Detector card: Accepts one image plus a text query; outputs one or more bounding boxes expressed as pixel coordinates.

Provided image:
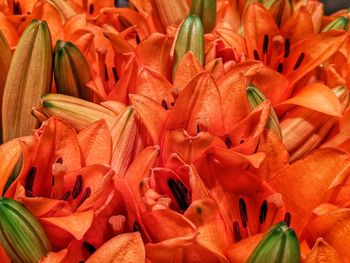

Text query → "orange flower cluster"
[0,0,350,262]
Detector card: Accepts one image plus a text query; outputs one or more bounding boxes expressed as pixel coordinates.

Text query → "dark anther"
[133,221,141,232]
[56,157,63,164]
[196,124,200,134]
[253,49,260,60]
[14,1,22,15]
[25,167,37,192]
[167,178,190,212]
[293,52,305,70]
[112,67,119,82]
[225,137,232,149]
[52,176,55,186]
[277,62,283,73]
[78,187,91,207]
[284,38,290,58]
[104,64,109,81]
[89,4,94,14]
[136,34,141,44]
[170,102,175,107]
[25,190,33,197]
[239,198,248,228]
[259,200,268,224]
[83,241,96,254]
[72,175,83,199]
[60,191,71,201]
[118,15,132,29]
[263,34,269,54]
[161,100,168,110]
[284,212,291,227]
[233,221,241,242]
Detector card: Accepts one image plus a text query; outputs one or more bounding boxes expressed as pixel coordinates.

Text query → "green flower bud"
[190,0,216,33]
[0,198,51,263]
[322,16,349,32]
[246,85,282,140]
[54,40,93,101]
[247,222,301,263]
[173,14,204,79]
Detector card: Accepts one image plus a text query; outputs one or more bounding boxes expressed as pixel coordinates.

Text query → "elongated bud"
[54,40,93,101]
[38,94,117,130]
[46,0,76,20]
[2,19,52,143]
[246,85,282,140]
[190,0,216,33]
[0,198,51,263]
[322,16,349,32]
[173,14,204,79]
[153,0,189,29]
[247,222,301,263]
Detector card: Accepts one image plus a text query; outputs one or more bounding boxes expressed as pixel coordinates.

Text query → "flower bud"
[247,222,301,263]
[0,198,51,263]
[173,14,204,79]
[322,16,349,32]
[153,0,189,29]
[2,19,52,143]
[38,94,117,130]
[54,40,93,101]
[190,0,216,33]
[246,85,282,140]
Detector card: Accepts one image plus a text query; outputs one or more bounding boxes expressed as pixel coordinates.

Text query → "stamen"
[253,49,260,60]
[259,200,268,224]
[293,52,305,70]
[25,167,37,192]
[161,100,168,110]
[77,187,91,207]
[170,102,175,107]
[133,221,141,232]
[263,34,269,54]
[104,64,109,81]
[225,137,232,149]
[284,38,290,58]
[112,67,119,82]
[89,4,94,15]
[60,191,71,201]
[167,178,189,212]
[284,212,291,227]
[136,34,141,44]
[233,221,241,242]
[239,198,248,228]
[56,157,63,164]
[196,124,200,134]
[72,175,83,199]
[277,63,283,73]
[83,241,96,254]
[14,1,22,15]
[118,15,132,30]
[25,190,33,197]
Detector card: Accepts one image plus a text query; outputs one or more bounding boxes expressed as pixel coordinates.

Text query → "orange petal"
[173,51,203,93]
[322,109,350,149]
[308,208,350,260]
[86,232,145,263]
[77,119,112,166]
[136,33,173,78]
[226,234,263,263]
[39,249,68,263]
[184,198,229,261]
[0,138,22,195]
[41,210,94,240]
[135,67,174,105]
[304,238,343,263]
[243,3,279,64]
[278,83,341,116]
[166,72,224,135]
[281,31,348,87]
[161,129,226,164]
[270,148,350,236]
